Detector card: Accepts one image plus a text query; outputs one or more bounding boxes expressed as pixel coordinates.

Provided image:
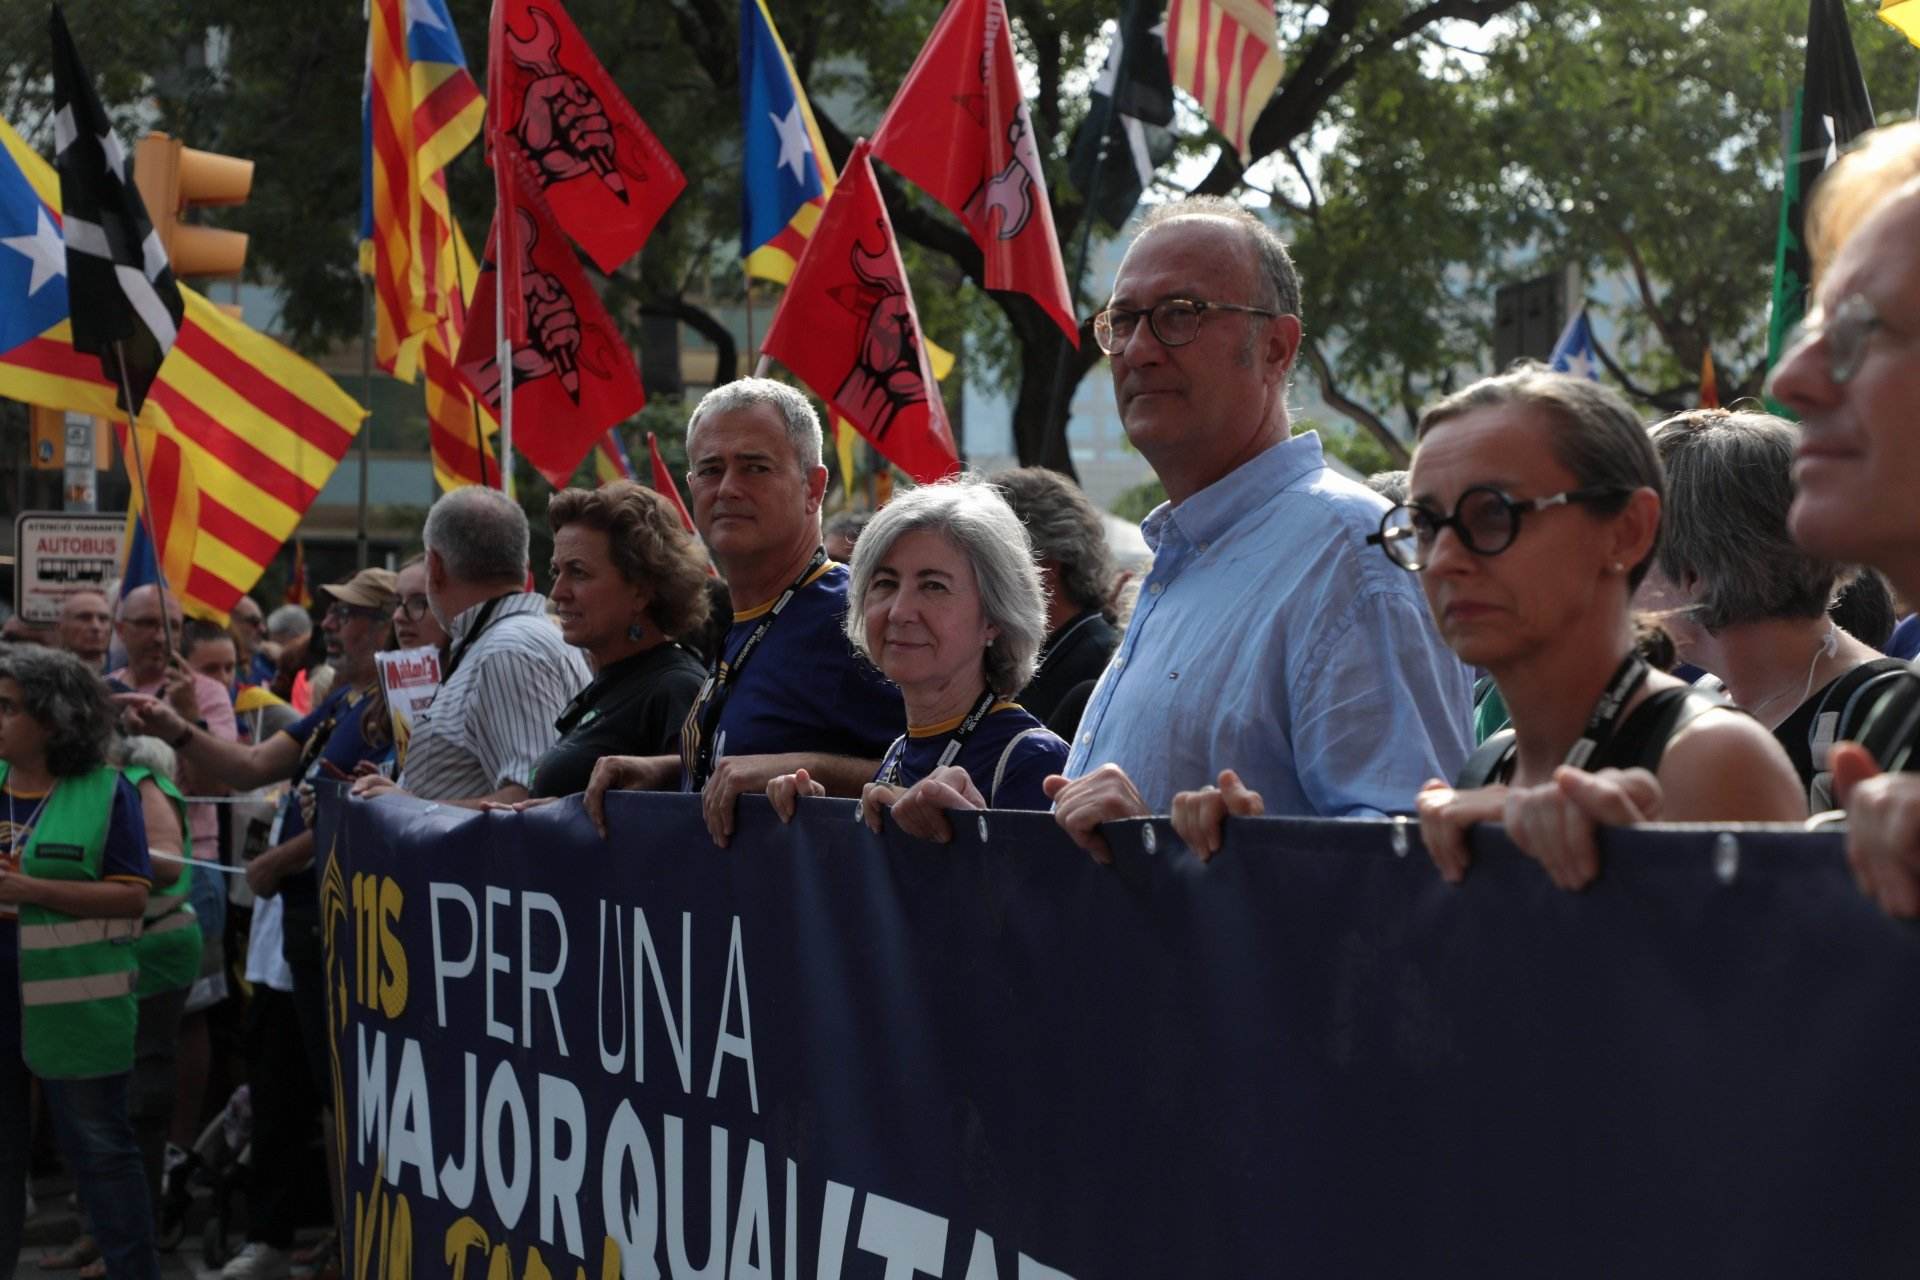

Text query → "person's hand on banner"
[1415,780,1509,884]
[703,755,787,849]
[1503,767,1662,891]
[879,766,988,843]
[582,755,677,838]
[1831,742,1920,916]
[1044,765,1149,865]
[296,782,317,830]
[767,769,825,823]
[350,773,404,802]
[1170,769,1265,862]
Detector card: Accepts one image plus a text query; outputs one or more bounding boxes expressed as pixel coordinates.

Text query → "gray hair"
[845,477,1047,695]
[686,377,823,475]
[265,604,312,641]
[1136,197,1302,319]
[990,467,1115,618]
[1417,363,1664,589]
[0,647,116,777]
[423,484,530,585]
[1648,409,1838,631]
[117,733,179,784]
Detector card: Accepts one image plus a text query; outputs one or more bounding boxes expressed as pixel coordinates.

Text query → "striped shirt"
[399,593,590,802]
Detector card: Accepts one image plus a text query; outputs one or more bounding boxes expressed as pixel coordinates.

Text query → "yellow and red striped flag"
[1166,0,1285,163]
[0,117,366,624]
[1700,347,1721,409]
[363,0,497,491]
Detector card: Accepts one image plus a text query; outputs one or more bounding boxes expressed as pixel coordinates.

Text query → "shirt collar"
[447,591,548,643]
[1142,431,1326,552]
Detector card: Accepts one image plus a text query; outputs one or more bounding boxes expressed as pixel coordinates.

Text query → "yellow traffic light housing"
[132,131,253,280]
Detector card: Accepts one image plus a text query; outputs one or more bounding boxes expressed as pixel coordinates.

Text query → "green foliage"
[1109,476,1166,524]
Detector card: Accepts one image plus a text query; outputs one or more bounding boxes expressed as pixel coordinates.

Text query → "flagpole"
[1043,0,1137,460]
[496,241,514,498]
[744,269,756,372]
[111,340,176,658]
[448,222,492,490]
[357,276,373,569]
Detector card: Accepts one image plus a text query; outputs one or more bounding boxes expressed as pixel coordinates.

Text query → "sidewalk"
[22,1172,333,1280]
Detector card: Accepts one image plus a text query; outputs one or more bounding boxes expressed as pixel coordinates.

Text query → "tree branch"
[1610,226,1691,364]
[1590,330,1690,413]
[1305,340,1410,466]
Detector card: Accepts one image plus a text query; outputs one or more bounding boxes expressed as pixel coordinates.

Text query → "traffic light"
[132,131,253,281]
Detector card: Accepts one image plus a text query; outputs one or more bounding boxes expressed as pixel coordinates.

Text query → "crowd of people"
[6,118,1920,1280]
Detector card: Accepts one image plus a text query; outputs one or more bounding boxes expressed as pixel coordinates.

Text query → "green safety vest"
[3,763,141,1079]
[122,765,202,999]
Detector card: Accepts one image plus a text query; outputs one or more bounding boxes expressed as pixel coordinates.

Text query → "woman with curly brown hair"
[528,479,714,799]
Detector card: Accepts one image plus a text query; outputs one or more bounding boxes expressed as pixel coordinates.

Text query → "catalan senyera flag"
[118,425,199,597]
[1166,0,1285,163]
[647,431,698,536]
[363,0,498,491]
[740,0,834,284]
[0,116,366,624]
[286,538,313,608]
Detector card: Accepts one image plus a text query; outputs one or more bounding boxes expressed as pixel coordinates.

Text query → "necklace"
[6,781,56,854]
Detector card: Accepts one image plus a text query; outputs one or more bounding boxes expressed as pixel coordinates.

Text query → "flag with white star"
[48,3,184,416]
[740,0,831,276]
[1549,310,1601,382]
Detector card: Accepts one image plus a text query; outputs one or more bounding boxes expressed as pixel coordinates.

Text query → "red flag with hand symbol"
[489,0,686,273]
[762,140,958,485]
[869,0,1077,345]
[455,163,645,488]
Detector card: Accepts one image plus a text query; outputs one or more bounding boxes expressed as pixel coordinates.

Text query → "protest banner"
[320,790,1920,1278]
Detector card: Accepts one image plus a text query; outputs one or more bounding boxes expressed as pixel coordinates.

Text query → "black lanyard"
[682,548,829,788]
[1565,652,1651,770]
[881,689,998,786]
[441,594,511,683]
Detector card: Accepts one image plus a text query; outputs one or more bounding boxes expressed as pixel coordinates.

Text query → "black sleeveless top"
[1455,685,1728,790]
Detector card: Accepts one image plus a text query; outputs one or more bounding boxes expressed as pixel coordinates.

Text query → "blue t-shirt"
[681,563,904,789]
[273,683,394,903]
[875,703,1068,811]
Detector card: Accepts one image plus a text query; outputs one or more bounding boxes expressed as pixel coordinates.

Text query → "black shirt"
[1774,657,1913,793]
[529,644,707,799]
[1019,611,1118,737]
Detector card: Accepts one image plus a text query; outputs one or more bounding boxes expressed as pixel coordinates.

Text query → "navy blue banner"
[317,790,1920,1279]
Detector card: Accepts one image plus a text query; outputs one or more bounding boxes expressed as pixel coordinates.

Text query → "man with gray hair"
[357,486,588,804]
[585,377,903,845]
[1046,197,1471,858]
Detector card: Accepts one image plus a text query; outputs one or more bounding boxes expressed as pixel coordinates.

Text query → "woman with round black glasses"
[1390,366,1804,889]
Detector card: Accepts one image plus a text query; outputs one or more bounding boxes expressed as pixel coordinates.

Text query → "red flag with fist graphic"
[488,0,685,273]
[869,0,1077,345]
[455,164,646,489]
[761,140,958,486]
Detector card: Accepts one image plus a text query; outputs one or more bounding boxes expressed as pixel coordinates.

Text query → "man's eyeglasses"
[325,602,387,624]
[396,594,431,621]
[1767,292,1883,392]
[1367,485,1632,572]
[1092,298,1279,356]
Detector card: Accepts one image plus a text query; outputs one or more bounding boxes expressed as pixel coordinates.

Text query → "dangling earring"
[628,620,644,642]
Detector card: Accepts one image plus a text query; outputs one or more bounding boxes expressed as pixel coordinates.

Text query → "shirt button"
[1113,656,1125,669]
[1149,583,1164,596]
[1198,541,1210,553]
[1079,733,1091,745]
[1168,671,1178,680]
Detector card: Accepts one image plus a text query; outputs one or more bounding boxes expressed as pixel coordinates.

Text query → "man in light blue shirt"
[1043,199,1472,859]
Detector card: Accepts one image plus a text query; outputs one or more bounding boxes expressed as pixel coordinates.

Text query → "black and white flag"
[49,3,183,416]
[1068,4,1177,231]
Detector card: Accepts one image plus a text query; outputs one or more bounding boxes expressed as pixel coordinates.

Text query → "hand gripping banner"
[317,790,1920,1279]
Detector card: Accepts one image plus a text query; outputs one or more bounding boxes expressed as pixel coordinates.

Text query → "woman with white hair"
[768,478,1069,839]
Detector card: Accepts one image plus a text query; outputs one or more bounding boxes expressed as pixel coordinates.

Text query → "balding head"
[57,590,112,667]
[115,585,184,684]
[1132,197,1302,320]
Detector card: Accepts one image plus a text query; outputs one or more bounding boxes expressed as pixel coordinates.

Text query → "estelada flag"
[487,0,685,274]
[761,140,959,486]
[869,0,1077,346]
[454,161,646,489]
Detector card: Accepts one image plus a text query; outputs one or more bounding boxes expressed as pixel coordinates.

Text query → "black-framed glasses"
[396,594,430,621]
[1767,292,1883,392]
[1092,298,1279,355]
[1367,485,1632,572]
